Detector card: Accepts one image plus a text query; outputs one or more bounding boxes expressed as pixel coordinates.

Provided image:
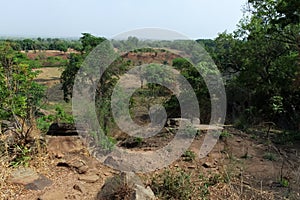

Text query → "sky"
[0,0,246,39]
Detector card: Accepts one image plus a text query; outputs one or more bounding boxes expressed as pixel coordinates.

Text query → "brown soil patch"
[22,49,77,60]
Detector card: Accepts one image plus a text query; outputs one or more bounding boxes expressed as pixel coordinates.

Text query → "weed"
[220,130,232,140]
[274,130,300,145]
[280,178,289,187]
[37,105,74,133]
[263,152,277,161]
[182,150,196,162]
[184,125,198,138]
[134,137,143,145]
[197,172,225,199]
[151,169,194,200]
[10,145,31,167]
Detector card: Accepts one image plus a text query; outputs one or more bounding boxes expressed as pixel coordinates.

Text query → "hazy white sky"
[0,0,246,39]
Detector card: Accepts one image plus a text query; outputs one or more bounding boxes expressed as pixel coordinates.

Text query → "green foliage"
[1,38,82,52]
[36,115,54,133]
[80,33,106,53]
[10,145,31,167]
[164,58,213,122]
[151,169,194,200]
[182,150,196,162]
[43,56,68,67]
[172,57,192,70]
[37,106,74,133]
[263,152,278,161]
[197,172,226,199]
[142,63,174,97]
[0,42,45,120]
[273,130,300,145]
[61,53,83,101]
[220,130,232,139]
[210,0,300,129]
[280,178,289,187]
[134,137,143,145]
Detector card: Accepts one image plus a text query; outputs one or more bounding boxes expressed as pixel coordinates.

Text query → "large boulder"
[97,172,155,200]
[47,123,79,136]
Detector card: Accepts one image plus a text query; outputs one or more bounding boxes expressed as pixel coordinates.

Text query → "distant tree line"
[0,38,82,52]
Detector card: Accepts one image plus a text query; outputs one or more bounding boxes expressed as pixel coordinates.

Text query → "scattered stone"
[73,183,86,193]
[202,162,215,168]
[57,158,89,174]
[242,181,250,186]
[71,160,89,174]
[103,172,111,176]
[78,174,99,183]
[37,108,53,117]
[119,137,144,148]
[97,172,156,200]
[38,189,65,200]
[236,138,242,143]
[25,175,53,190]
[8,168,53,190]
[66,194,81,200]
[167,118,191,127]
[188,165,197,169]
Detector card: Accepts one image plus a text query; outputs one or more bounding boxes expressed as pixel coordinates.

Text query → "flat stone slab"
[25,175,53,190]
[98,172,156,200]
[8,168,39,185]
[46,135,86,157]
[8,168,52,190]
[193,124,223,130]
[38,189,65,200]
[78,174,99,183]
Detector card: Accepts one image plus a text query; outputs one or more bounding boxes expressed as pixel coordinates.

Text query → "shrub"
[151,169,194,200]
[263,152,277,161]
[182,150,196,162]
[37,106,74,133]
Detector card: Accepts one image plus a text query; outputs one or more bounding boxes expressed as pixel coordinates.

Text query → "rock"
[167,118,191,127]
[8,168,52,190]
[47,122,87,136]
[78,174,99,183]
[97,172,156,200]
[192,118,200,125]
[119,137,144,148]
[103,172,111,176]
[38,189,65,200]
[25,175,53,190]
[104,156,123,170]
[46,135,86,157]
[58,159,89,174]
[37,109,53,117]
[202,162,215,168]
[236,138,242,143]
[188,165,197,169]
[73,183,86,193]
[8,168,39,185]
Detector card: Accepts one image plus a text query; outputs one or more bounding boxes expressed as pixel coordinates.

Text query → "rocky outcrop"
[97,172,156,200]
[47,123,79,136]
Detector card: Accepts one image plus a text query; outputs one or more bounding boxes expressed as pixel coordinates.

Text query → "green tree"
[0,42,44,144]
[80,33,106,53]
[61,33,129,134]
[211,0,300,129]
